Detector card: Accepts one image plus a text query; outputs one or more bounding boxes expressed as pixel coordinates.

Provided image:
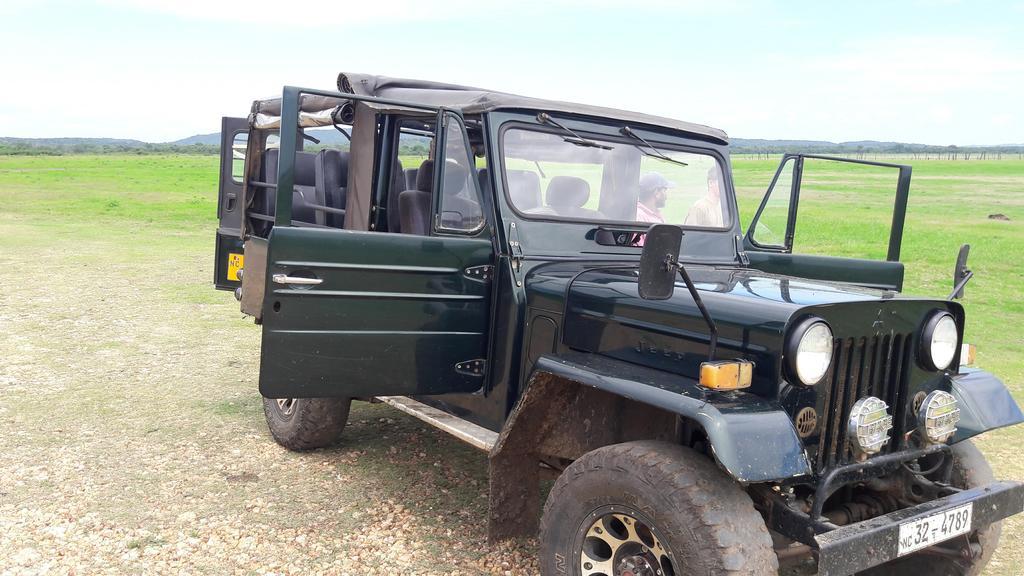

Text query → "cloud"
[99,0,475,26]
[698,34,1024,143]
[806,36,1024,96]
[97,0,745,27]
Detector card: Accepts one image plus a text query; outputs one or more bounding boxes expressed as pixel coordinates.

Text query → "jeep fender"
[522,352,812,483]
[951,367,1024,443]
[486,351,811,541]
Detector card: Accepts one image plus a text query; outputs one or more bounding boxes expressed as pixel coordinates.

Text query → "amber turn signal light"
[699,360,754,390]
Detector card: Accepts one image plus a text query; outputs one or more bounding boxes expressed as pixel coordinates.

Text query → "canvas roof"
[336,73,729,144]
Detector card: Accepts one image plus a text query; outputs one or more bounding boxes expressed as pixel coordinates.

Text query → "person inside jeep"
[684,166,724,227]
[635,172,671,224]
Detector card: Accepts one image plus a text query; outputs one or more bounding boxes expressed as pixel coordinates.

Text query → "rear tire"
[860,440,1002,575]
[262,397,351,451]
[539,440,778,576]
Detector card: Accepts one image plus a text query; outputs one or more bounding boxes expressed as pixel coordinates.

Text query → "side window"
[437,114,485,233]
[789,158,903,259]
[749,156,906,259]
[386,118,435,234]
[751,157,795,248]
[397,119,433,190]
[231,131,248,183]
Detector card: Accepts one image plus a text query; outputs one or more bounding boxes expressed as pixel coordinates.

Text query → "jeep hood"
[525,262,949,393]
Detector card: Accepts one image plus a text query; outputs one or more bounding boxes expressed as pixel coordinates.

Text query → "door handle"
[272,274,323,286]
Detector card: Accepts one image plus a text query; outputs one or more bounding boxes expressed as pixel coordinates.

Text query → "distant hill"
[169,128,352,147]
[3,132,1022,157]
[729,138,1023,156]
[161,133,1024,155]
[1,136,148,148]
[731,138,834,148]
[170,133,219,146]
[0,135,218,155]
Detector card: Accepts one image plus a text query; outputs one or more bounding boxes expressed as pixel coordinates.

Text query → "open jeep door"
[213,117,249,291]
[258,103,493,399]
[743,154,911,291]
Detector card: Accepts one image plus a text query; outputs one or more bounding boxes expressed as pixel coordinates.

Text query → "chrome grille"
[817,334,911,468]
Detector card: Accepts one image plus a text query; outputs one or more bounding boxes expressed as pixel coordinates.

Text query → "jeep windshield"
[501,126,731,231]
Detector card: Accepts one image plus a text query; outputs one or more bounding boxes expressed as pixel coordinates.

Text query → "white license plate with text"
[897,503,973,556]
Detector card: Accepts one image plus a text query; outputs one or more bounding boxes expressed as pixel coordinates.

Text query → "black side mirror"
[951,244,971,299]
[638,224,683,300]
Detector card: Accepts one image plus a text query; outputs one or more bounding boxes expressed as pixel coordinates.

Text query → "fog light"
[918,390,961,444]
[848,397,893,456]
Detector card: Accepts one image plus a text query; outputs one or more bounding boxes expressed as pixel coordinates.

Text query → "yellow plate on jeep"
[227,253,244,281]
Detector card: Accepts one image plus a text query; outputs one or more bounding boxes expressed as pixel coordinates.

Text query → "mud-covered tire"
[262,397,350,451]
[860,440,1002,576]
[539,440,778,576]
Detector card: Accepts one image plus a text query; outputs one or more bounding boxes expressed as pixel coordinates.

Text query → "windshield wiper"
[537,113,612,150]
[620,125,688,167]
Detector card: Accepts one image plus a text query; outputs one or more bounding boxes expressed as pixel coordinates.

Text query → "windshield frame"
[496,119,737,233]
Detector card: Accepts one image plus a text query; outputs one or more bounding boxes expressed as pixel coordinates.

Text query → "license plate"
[897,503,973,556]
[227,253,244,282]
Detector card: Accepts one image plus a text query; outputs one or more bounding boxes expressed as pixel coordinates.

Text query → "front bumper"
[814,480,1024,575]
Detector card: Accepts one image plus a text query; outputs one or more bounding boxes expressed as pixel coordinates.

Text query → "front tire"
[262,397,351,451]
[539,441,778,576]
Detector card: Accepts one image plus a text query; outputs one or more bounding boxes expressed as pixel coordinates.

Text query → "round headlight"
[848,396,894,456]
[918,390,961,444]
[922,312,958,371]
[788,319,834,385]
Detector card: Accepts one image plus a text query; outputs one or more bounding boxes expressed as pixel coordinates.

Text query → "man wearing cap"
[636,172,673,224]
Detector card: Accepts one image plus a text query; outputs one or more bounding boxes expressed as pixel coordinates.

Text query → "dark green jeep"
[214,73,1024,575]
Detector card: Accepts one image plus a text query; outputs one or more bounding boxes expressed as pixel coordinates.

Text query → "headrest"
[262,148,317,186]
[415,159,470,194]
[294,152,317,186]
[443,160,469,194]
[416,159,433,192]
[507,169,542,210]
[317,149,349,181]
[545,176,590,208]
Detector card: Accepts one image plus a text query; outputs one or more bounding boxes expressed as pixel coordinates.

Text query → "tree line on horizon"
[2,137,1022,159]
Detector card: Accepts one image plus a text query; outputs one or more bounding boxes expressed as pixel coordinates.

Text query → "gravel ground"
[0,218,538,575]
[2,179,1021,574]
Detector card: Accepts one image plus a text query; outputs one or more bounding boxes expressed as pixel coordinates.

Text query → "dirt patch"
[0,221,539,575]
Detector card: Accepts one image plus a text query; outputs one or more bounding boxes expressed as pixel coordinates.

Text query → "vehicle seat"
[385,158,405,232]
[393,159,431,235]
[507,169,542,211]
[260,149,318,225]
[545,175,603,219]
[478,168,491,197]
[415,159,434,192]
[399,159,484,234]
[314,149,348,228]
[399,189,431,235]
[437,161,482,230]
[404,168,419,191]
[398,159,435,235]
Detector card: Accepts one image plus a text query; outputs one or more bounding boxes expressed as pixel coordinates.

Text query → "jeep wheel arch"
[486,352,812,541]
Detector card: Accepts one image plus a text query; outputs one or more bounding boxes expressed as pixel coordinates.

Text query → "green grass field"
[0,154,1021,574]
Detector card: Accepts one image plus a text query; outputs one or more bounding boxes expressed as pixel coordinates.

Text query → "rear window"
[501,127,729,229]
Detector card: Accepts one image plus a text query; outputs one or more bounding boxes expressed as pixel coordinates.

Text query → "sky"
[1,0,1022,145]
